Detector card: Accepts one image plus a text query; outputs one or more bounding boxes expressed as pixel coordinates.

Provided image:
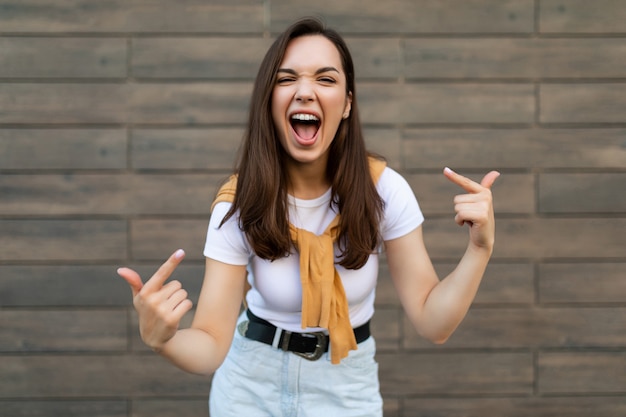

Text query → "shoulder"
[376,166,413,197]
[205,201,251,265]
[376,166,424,240]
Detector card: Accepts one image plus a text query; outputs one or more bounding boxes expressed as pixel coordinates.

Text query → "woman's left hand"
[443,167,500,251]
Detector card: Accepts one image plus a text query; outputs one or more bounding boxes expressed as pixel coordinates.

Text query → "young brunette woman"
[118,18,500,416]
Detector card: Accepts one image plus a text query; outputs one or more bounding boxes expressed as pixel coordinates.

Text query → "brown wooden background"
[1,1,626,416]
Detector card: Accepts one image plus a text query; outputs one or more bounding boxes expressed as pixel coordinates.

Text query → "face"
[271,35,352,167]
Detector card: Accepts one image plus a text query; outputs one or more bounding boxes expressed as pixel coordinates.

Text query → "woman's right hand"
[117,249,193,352]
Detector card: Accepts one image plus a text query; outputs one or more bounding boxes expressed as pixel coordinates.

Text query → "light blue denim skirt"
[209,313,383,417]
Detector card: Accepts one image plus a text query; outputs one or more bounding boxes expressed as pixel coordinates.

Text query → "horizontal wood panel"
[402,128,626,170]
[362,128,402,170]
[1,1,624,415]
[539,352,626,393]
[423,218,626,259]
[131,128,242,170]
[0,264,205,307]
[540,0,626,33]
[539,173,626,213]
[403,396,626,417]
[0,174,128,215]
[0,0,264,33]
[371,307,401,350]
[0,83,251,124]
[130,219,208,260]
[539,263,626,303]
[129,82,252,124]
[131,399,209,417]
[359,83,534,124]
[0,173,221,215]
[541,84,626,123]
[378,352,533,395]
[435,262,535,305]
[374,261,400,307]
[0,220,126,261]
[404,307,626,349]
[271,0,534,33]
[0,129,127,170]
[0,84,127,124]
[0,38,126,78]
[131,38,272,79]
[0,355,212,398]
[0,310,126,352]
[0,401,127,417]
[375,261,534,307]
[346,39,401,79]
[404,38,626,78]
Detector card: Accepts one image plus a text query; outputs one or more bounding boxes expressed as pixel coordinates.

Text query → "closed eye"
[276,77,296,84]
[276,67,340,86]
[318,77,336,84]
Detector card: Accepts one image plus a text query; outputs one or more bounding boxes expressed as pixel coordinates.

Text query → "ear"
[343,91,353,119]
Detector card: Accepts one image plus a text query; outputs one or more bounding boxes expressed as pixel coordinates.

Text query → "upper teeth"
[291,113,319,122]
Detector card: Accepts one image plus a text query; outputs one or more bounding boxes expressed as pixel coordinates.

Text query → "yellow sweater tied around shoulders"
[211,157,386,364]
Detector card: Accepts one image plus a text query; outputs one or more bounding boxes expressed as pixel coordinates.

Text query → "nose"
[295,80,314,102]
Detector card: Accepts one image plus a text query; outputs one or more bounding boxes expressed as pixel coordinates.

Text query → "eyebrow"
[277,66,340,75]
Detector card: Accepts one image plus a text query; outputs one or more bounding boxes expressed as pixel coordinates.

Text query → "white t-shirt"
[203,167,423,332]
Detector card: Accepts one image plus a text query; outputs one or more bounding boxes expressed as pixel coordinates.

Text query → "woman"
[118,17,499,416]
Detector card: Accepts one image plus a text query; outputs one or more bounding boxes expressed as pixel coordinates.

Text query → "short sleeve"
[203,202,251,265]
[377,167,424,241]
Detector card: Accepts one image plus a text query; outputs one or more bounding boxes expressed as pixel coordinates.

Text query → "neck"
[285,157,331,200]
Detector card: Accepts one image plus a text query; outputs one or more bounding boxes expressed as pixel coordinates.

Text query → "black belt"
[241,309,370,361]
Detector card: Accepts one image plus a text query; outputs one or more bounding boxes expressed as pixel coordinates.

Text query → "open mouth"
[290,113,321,143]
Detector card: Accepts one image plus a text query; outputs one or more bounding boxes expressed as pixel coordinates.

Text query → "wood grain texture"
[0,220,126,261]
[539,352,626,393]
[0,355,212,397]
[0,0,265,33]
[0,129,126,170]
[1,1,625,415]
[404,38,626,79]
[541,84,626,123]
[0,38,127,79]
[403,397,626,417]
[271,0,534,33]
[539,263,626,303]
[540,0,626,33]
[378,352,533,395]
[403,128,626,169]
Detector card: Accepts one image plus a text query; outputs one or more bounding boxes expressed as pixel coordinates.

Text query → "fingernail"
[174,249,185,259]
[444,167,454,174]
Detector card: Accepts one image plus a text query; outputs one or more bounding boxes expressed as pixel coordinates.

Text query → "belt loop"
[271,327,282,349]
[280,331,292,351]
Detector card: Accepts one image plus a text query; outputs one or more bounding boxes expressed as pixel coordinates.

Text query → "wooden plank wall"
[1,1,625,416]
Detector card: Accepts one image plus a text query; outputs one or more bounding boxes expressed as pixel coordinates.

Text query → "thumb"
[480,170,501,189]
[117,267,143,297]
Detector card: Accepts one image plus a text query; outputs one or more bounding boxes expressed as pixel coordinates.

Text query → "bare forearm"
[157,327,231,376]
[417,244,492,343]
[389,168,499,344]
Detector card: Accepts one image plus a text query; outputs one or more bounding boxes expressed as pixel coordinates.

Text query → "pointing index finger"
[143,249,186,293]
[444,167,501,192]
[443,167,483,193]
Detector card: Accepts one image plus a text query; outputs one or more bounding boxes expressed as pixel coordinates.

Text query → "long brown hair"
[221,17,384,270]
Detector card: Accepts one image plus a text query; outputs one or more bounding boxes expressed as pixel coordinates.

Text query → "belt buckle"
[283,331,327,361]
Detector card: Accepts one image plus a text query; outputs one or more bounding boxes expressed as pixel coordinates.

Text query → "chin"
[287,150,324,165]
